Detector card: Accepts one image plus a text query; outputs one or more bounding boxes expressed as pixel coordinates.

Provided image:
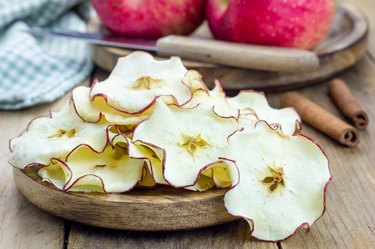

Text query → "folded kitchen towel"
[0,0,93,110]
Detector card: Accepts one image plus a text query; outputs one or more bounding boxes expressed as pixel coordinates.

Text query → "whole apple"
[206,0,335,49]
[92,0,207,39]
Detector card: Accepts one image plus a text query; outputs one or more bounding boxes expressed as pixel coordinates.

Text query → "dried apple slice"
[128,141,168,185]
[72,86,150,127]
[237,113,259,128]
[227,91,301,136]
[39,161,105,192]
[184,173,215,192]
[185,162,236,191]
[186,80,239,119]
[223,121,331,241]
[202,159,240,190]
[90,51,192,114]
[182,70,208,93]
[130,142,222,192]
[198,163,232,189]
[68,175,107,193]
[210,163,232,188]
[111,133,167,185]
[139,166,157,188]
[9,101,108,169]
[109,133,156,188]
[38,161,70,190]
[132,99,238,188]
[50,144,145,193]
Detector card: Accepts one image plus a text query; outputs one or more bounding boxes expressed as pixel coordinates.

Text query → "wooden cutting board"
[90,3,368,92]
[13,168,238,231]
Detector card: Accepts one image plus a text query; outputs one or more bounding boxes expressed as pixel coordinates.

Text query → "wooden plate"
[13,168,238,231]
[90,3,368,92]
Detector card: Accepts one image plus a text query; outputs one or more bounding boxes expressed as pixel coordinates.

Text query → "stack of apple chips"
[9,52,331,241]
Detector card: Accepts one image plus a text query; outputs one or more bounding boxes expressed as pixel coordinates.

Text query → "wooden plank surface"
[349,0,375,55]
[0,80,90,249]
[68,221,277,249]
[276,1,375,247]
[1,0,375,248]
[0,99,68,249]
[275,55,375,249]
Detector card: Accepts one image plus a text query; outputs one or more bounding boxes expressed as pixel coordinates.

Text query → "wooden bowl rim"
[13,168,238,231]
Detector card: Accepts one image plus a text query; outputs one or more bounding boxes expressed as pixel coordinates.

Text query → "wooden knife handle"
[156,35,319,73]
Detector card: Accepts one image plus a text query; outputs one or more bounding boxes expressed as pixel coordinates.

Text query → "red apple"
[206,0,335,49]
[92,0,207,39]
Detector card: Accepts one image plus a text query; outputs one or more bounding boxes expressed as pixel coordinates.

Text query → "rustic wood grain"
[348,0,375,56]
[276,1,375,247]
[2,0,375,248]
[0,96,72,249]
[156,35,320,73]
[90,4,368,91]
[14,168,238,231]
[274,54,375,249]
[68,221,278,249]
[0,80,91,249]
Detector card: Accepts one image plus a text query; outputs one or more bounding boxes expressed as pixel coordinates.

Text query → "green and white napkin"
[0,0,93,110]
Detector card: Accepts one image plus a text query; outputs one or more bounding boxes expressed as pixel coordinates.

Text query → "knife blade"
[28,28,157,51]
[27,28,320,73]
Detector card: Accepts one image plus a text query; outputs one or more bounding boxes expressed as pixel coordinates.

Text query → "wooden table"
[1,0,374,248]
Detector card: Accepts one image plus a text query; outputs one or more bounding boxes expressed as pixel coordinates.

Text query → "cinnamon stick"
[280,92,359,147]
[328,79,369,130]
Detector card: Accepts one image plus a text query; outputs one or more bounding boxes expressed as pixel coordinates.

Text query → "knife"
[27,28,320,73]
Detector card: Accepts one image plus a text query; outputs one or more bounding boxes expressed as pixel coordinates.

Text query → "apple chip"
[128,141,167,185]
[90,51,192,114]
[237,113,259,128]
[223,121,331,241]
[72,86,150,127]
[186,80,239,119]
[185,163,233,191]
[111,132,167,185]
[68,175,107,193]
[199,160,240,190]
[227,91,301,136]
[49,144,145,193]
[109,133,156,188]
[184,173,216,192]
[210,163,233,188]
[182,70,208,93]
[139,166,157,188]
[39,162,105,193]
[130,142,221,192]
[38,161,69,190]
[132,99,238,188]
[9,101,108,169]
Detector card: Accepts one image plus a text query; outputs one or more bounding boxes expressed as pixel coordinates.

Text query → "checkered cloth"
[0,0,93,110]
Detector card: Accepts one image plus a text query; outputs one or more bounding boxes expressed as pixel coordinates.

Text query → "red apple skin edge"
[92,0,207,39]
[206,0,336,50]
